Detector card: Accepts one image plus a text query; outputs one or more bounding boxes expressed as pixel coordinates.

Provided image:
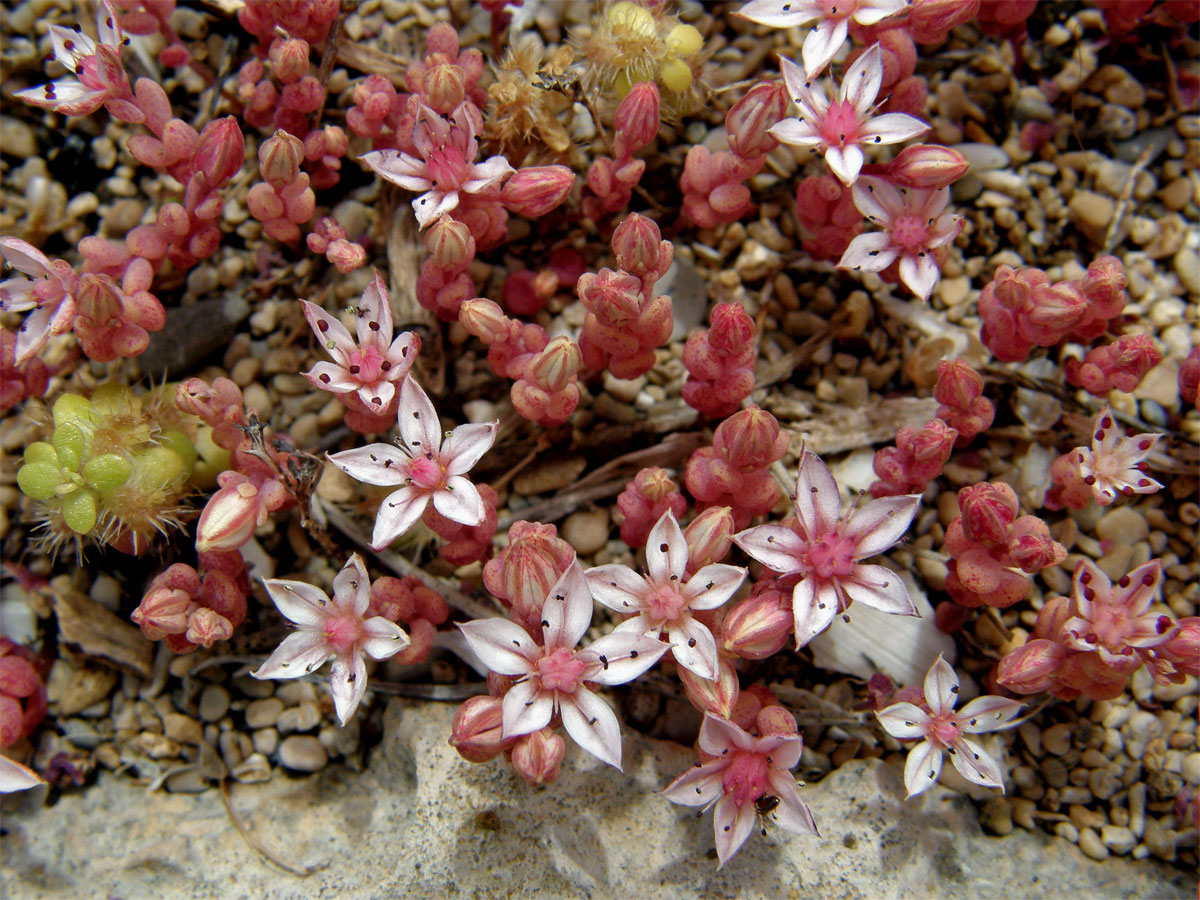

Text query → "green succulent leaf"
[23,442,59,467]
[60,489,99,535]
[17,462,63,501]
[83,454,132,493]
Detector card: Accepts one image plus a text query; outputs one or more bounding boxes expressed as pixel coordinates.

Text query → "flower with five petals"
[327,377,498,550]
[0,237,78,364]
[769,44,929,185]
[876,654,1022,797]
[301,270,420,412]
[1073,406,1163,505]
[738,0,908,77]
[586,511,746,681]
[254,554,410,725]
[458,562,669,770]
[734,449,920,648]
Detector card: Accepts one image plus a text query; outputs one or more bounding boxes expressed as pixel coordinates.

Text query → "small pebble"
[1054,821,1080,843]
[162,713,203,745]
[979,798,1013,835]
[561,508,610,556]
[1011,797,1036,830]
[1101,824,1137,855]
[277,701,322,734]
[232,753,272,784]
[253,728,279,756]
[1182,751,1200,786]
[1129,782,1147,837]
[199,685,231,723]
[279,735,329,772]
[245,697,285,730]
[1123,710,1164,761]
[165,768,210,794]
[1144,816,1177,861]
[1078,827,1109,860]
[1042,723,1073,756]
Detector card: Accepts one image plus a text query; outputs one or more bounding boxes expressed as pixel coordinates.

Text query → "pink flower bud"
[1159,617,1200,678]
[392,617,435,665]
[996,638,1064,694]
[281,75,326,114]
[726,82,787,159]
[500,166,574,218]
[908,0,981,44]
[612,82,660,160]
[196,476,263,552]
[576,269,644,324]
[957,482,1019,546]
[326,239,367,273]
[684,506,735,571]
[1024,282,1087,341]
[611,213,672,283]
[714,406,789,472]
[1081,254,1127,315]
[525,336,581,393]
[450,695,510,762]
[1006,516,1065,573]
[884,144,969,190]
[756,703,799,737]
[185,608,234,647]
[459,298,511,344]
[259,130,305,189]
[269,38,310,84]
[482,521,575,630]
[721,590,792,659]
[423,216,475,270]
[424,62,466,113]
[194,117,245,187]
[509,727,565,785]
[679,656,740,719]
[132,586,197,640]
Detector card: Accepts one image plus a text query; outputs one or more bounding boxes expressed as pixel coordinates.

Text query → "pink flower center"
[820,100,861,149]
[322,613,365,654]
[721,750,770,808]
[348,345,385,384]
[536,647,587,693]
[806,530,858,580]
[891,216,930,252]
[408,456,445,491]
[645,583,687,623]
[425,146,468,190]
[928,714,961,749]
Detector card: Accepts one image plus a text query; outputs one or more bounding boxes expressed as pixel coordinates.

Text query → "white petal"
[432,476,485,526]
[898,252,940,301]
[384,332,420,373]
[733,524,807,574]
[253,630,331,680]
[660,760,726,807]
[540,561,593,651]
[766,767,819,836]
[361,616,410,660]
[923,654,959,716]
[372,486,429,549]
[357,379,395,412]
[302,300,355,366]
[957,696,1023,734]
[1120,560,1164,615]
[738,0,820,28]
[263,579,331,626]
[49,24,95,69]
[842,43,883,114]
[875,702,931,740]
[326,444,411,486]
[586,565,650,613]
[0,237,53,277]
[768,118,823,147]
[332,553,371,616]
[949,736,1004,790]
[96,0,123,47]
[443,422,498,476]
[397,377,442,455]
[501,678,554,739]
[0,277,38,313]
[859,113,930,146]
[761,731,803,771]
[852,175,906,224]
[853,0,908,25]
[838,232,899,273]
[842,564,917,617]
[646,511,688,583]
[714,794,757,867]
[584,631,669,685]
[355,271,393,347]
[802,18,847,78]
[825,144,864,185]
[462,156,514,194]
[793,578,838,647]
[328,654,368,725]
[848,494,921,558]
[667,618,719,680]
[903,739,943,798]
[14,304,57,364]
[457,617,538,676]
[305,362,359,394]
[792,450,842,538]
[684,564,747,611]
[359,149,431,191]
[778,54,814,106]
[699,712,756,757]
[412,189,458,229]
[0,755,45,792]
[560,688,624,770]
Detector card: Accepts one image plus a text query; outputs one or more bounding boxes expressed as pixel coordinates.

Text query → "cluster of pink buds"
[1046,406,1163,510]
[942,482,1066,609]
[131,553,250,653]
[422,483,499,566]
[238,0,338,51]
[366,573,451,666]
[978,255,1129,363]
[306,216,367,273]
[975,0,1039,40]
[933,358,994,446]
[682,302,758,418]
[1064,334,1164,397]
[869,417,956,497]
[110,0,192,70]
[686,406,789,529]
[482,521,575,636]
[794,174,862,261]
[585,82,660,219]
[0,639,47,749]
[237,38,325,137]
[459,298,582,426]
[615,467,687,549]
[998,560,1198,701]
[175,376,245,451]
[501,249,586,317]
[717,579,794,660]
[681,81,787,228]
[578,213,674,379]
[248,130,317,243]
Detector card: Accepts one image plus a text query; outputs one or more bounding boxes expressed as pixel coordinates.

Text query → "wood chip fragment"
[50,579,153,679]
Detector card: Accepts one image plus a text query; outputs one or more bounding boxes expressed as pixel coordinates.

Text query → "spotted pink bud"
[612,82,660,160]
[721,590,792,660]
[501,166,575,218]
[957,482,1019,546]
[195,117,245,187]
[611,213,672,284]
[684,506,735,572]
[185,608,234,648]
[997,638,1064,694]
[726,81,787,159]
[450,695,511,762]
[884,144,969,190]
[679,656,740,719]
[509,727,565,785]
[424,216,475,270]
[1007,516,1066,573]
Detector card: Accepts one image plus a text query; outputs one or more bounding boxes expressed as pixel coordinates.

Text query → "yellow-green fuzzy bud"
[83,454,132,494]
[659,57,692,93]
[52,393,97,430]
[607,1,655,38]
[667,24,702,58]
[53,423,87,471]
[134,446,185,491]
[18,462,63,501]
[60,489,98,534]
[159,429,197,475]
